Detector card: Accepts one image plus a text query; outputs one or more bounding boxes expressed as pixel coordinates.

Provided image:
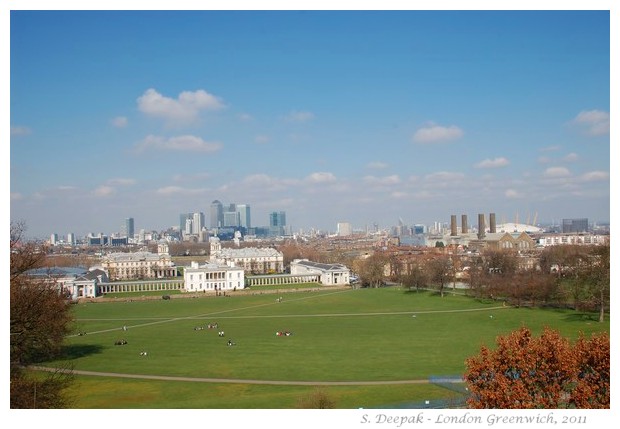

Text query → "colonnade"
[99,279,184,294]
[245,274,320,287]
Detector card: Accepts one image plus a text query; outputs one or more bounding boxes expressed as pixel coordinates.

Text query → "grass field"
[41,286,609,409]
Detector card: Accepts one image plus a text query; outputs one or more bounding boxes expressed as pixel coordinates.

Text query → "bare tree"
[400,256,429,292]
[355,253,387,288]
[427,254,452,297]
[10,222,75,408]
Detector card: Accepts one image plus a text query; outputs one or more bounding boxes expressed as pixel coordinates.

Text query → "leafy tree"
[574,244,609,322]
[464,327,609,408]
[10,221,75,408]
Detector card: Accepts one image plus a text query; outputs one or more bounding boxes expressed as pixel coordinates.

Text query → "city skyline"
[8,7,613,240]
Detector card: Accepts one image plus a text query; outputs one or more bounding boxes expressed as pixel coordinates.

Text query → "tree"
[10,221,75,408]
[354,253,387,288]
[400,257,429,292]
[464,327,609,408]
[574,244,610,322]
[427,254,452,297]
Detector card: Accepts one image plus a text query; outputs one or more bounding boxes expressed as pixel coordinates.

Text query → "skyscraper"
[237,204,251,229]
[180,213,190,235]
[192,212,205,234]
[269,211,286,236]
[224,211,240,227]
[210,200,224,229]
[125,217,135,239]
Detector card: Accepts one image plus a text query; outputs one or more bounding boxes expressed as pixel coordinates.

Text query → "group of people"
[275,330,293,337]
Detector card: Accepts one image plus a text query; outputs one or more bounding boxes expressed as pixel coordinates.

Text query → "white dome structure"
[495,223,543,233]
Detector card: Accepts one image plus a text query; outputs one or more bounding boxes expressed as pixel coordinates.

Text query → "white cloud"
[137,88,225,125]
[424,171,466,181]
[580,171,609,182]
[155,186,206,196]
[543,167,571,178]
[537,156,551,164]
[413,124,463,143]
[283,110,315,123]
[505,189,523,199]
[367,161,388,170]
[562,153,579,162]
[475,157,510,168]
[539,145,561,152]
[572,110,610,136]
[93,186,115,197]
[11,126,32,136]
[255,135,271,144]
[390,191,409,199]
[11,192,23,201]
[363,175,401,185]
[172,172,212,182]
[111,116,128,128]
[135,135,222,153]
[107,178,136,186]
[305,172,336,183]
[242,174,274,186]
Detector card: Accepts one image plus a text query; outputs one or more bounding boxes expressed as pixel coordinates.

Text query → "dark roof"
[26,266,88,277]
[294,260,347,271]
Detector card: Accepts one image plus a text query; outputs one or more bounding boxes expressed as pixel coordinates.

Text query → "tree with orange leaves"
[463,326,609,409]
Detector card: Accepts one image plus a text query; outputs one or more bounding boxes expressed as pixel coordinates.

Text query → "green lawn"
[42,286,608,408]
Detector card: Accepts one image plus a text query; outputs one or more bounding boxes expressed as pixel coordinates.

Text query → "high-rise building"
[237,204,251,229]
[562,218,588,233]
[192,212,205,235]
[269,211,286,236]
[337,222,352,236]
[125,217,135,239]
[224,211,241,227]
[181,212,205,236]
[50,233,58,245]
[210,200,224,228]
[180,213,190,235]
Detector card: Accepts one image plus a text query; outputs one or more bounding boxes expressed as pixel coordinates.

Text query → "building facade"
[269,211,287,236]
[209,237,285,274]
[183,261,245,292]
[290,259,351,286]
[100,242,178,281]
[210,200,224,228]
[562,218,589,233]
[537,233,609,247]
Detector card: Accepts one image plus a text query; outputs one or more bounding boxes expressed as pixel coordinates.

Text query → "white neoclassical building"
[209,237,284,274]
[26,267,109,299]
[183,261,245,292]
[290,259,351,286]
[100,242,177,281]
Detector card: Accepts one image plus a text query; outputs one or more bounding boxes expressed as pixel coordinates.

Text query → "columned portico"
[246,274,320,287]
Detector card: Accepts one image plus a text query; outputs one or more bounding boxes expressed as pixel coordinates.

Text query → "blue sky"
[8,6,613,239]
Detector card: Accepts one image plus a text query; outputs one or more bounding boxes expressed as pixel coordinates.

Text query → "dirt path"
[31,366,444,386]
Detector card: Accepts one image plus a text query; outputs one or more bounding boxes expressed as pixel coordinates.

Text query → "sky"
[7,4,614,240]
